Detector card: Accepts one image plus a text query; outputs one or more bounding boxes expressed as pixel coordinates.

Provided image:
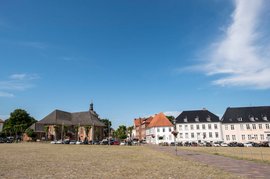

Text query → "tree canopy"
[3,109,36,136]
[114,125,127,140]
[100,119,112,138]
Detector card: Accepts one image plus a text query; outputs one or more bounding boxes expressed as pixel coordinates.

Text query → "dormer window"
[195,116,199,122]
[206,115,211,122]
[184,117,188,123]
[249,115,255,121]
[237,117,242,122]
[262,115,268,121]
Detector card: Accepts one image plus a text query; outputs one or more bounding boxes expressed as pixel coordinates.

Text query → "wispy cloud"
[0,73,39,98]
[17,41,47,49]
[198,0,270,89]
[0,91,14,98]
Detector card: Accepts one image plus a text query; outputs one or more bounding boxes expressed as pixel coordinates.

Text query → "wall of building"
[176,122,223,143]
[222,122,270,143]
[146,126,174,144]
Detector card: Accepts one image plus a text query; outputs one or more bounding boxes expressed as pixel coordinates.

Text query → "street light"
[171,117,178,156]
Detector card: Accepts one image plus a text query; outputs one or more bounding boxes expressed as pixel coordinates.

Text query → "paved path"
[147,145,270,179]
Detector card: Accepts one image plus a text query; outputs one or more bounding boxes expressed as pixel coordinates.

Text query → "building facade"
[134,116,153,141]
[146,113,174,144]
[175,109,223,143]
[221,106,270,143]
[0,119,4,133]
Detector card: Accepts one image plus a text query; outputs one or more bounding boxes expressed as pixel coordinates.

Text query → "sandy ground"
[0,143,242,179]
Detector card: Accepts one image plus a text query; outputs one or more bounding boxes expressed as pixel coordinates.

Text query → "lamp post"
[171,117,178,156]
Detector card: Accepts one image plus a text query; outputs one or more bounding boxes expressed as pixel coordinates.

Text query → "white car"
[120,142,126,146]
[69,140,76,144]
[220,143,228,147]
[244,142,253,147]
[50,140,57,144]
[76,141,82,145]
[56,140,63,144]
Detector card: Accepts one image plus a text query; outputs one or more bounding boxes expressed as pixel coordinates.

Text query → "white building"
[175,109,223,143]
[221,106,270,143]
[146,113,174,144]
[0,119,4,132]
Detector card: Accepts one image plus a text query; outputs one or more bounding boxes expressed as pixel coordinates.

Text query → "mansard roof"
[221,106,270,123]
[38,109,105,127]
[176,109,220,124]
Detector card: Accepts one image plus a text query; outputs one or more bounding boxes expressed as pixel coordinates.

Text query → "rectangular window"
[248,135,252,140]
[179,133,183,139]
[202,132,206,139]
[260,134,264,140]
[208,124,212,130]
[259,124,262,129]
[169,128,172,132]
[225,125,228,130]
[191,133,194,138]
[214,124,218,129]
[196,124,200,130]
[226,135,230,141]
[215,132,218,138]
[185,133,189,139]
[179,125,182,130]
[202,124,205,130]
[246,124,250,130]
[190,125,194,130]
[240,124,244,130]
[242,135,245,140]
[232,135,236,141]
[231,125,234,130]
[254,134,258,140]
[252,124,256,130]
[163,128,165,132]
[209,132,212,138]
[185,125,188,130]
[266,124,270,129]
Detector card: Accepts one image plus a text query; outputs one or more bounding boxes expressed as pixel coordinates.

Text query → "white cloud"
[201,0,270,89]
[0,73,39,97]
[0,91,14,98]
[9,73,39,80]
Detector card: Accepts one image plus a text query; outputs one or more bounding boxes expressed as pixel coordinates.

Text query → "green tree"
[25,128,37,139]
[115,125,127,140]
[166,116,175,125]
[127,126,134,138]
[100,119,112,138]
[3,109,36,137]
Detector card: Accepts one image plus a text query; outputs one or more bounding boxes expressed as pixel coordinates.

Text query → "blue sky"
[1,0,270,128]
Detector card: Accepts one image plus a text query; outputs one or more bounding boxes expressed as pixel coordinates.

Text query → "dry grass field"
[179,146,270,163]
[0,143,242,179]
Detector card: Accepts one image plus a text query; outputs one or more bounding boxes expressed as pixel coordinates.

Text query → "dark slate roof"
[221,106,270,123]
[176,109,220,124]
[37,109,105,127]
[29,123,45,132]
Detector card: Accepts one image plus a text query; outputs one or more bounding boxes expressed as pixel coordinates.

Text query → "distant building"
[0,119,4,132]
[146,113,174,144]
[30,103,105,141]
[221,106,270,143]
[134,116,153,141]
[175,109,223,143]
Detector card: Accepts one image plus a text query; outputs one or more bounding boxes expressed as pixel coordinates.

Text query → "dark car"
[0,137,6,143]
[237,143,244,147]
[170,142,175,146]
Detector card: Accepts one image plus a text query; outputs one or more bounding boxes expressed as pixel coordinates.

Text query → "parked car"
[50,140,57,144]
[251,142,260,147]
[63,139,70,144]
[120,141,126,145]
[76,141,82,145]
[244,142,253,147]
[69,140,76,144]
[176,142,183,146]
[170,142,175,146]
[0,137,6,143]
[237,143,244,147]
[213,142,220,147]
[113,141,120,145]
[56,140,63,144]
[220,143,228,147]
